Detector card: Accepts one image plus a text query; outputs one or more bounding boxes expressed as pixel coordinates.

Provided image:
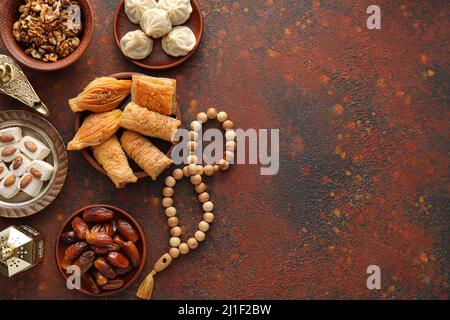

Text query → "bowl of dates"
[56,204,146,296]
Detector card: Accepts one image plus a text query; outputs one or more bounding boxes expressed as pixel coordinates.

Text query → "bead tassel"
[136,270,157,300]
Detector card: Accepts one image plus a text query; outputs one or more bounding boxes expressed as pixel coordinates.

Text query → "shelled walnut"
[13,0,83,62]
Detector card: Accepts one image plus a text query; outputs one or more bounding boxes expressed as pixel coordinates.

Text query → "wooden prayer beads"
[137,108,236,300]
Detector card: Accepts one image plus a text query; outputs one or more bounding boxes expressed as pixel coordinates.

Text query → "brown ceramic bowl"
[56,204,147,297]
[114,0,203,70]
[0,0,94,71]
[74,72,182,180]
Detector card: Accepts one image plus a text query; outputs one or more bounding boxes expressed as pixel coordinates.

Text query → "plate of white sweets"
[0,110,68,218]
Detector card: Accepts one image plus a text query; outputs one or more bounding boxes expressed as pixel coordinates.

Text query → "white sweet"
[0,162,9,180]
[18,136,50,160]
[0,174,20,199]
[0,127,22,146]
[120,30,154,59]
[19,174,43,198]
[0,144,21,163]
[29,160,54,182]
[9,154,32,177]
[125,0,158,24]
[140,8,172,38]
[158,0,193,25]
[162,26,196,57]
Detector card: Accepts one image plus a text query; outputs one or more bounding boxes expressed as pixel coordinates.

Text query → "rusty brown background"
[0,0,449,300]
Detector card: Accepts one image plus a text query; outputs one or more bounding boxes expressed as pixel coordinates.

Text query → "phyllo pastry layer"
[120,130,173,181]
[93,135,138,188]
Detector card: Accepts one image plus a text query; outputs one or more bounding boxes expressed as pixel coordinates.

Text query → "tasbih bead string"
[136,108,235,300]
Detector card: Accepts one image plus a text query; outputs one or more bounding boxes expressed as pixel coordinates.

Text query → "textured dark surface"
[0,0,448,300]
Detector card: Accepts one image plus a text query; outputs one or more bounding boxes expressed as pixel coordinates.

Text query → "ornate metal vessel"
[0,55,49,116]
[0,225,44,277]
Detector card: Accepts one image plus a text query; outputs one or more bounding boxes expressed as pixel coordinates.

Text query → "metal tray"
[0,110,67,218]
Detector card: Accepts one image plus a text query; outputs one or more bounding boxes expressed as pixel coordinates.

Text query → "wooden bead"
[202,201,214,212]
[222,161,230,171]
[170,226,182,237]
[190,120,202,131]
[188,163,198,175]
[169,236,181,247]
[197,165,204,175]
[226,141,236,151]
[217,111,228,123]
[207,107,217,119]
[222,120,234,130]
[225,130,236,141]
[189,130,199,141]
[162,197,173,208]
[188,141,198,152]
[190,174,202,185]
[225,151,235,163]
[183,165,190,177]
[165,207,177,217]
[153,253,173,272]
[203,212,215,223]
[194,230,206,242]
[203,164,215,176]
[187,154,198,164]
[188,141,197,151]
[167,217,179,228]
[198,192,210,203]
[187,237,199,249]
[162,187,174,197]
[173,168,184,180]
[165,176,176,187]
[169,247,180,259]
[213,165,220,172]
[179,243,189,254]
[218,159,229,171]
[198,221,210,232]
[195,182,207,193]
[197,112,208,123]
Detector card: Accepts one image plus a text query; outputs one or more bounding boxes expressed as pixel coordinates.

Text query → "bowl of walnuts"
[0,0,94,71]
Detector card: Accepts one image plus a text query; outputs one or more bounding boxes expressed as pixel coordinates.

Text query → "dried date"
[116,219,139,243]
[90,224,103,234]
[61,242,88,270]
[113,265,133,276]
[107,252,130,269]
[122,241,140,267]
[71,217,89,240]
[101,279,124,291]
[91,244,120,255]
[82,272,100,295]
[86,232,113,246]
[93,271,108,286]
[60,231,78,244]
[93,257,117,279]
[100,222,115,237]
[113,234,126,247]
[73,251,95,274]
[83,207,115,223]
